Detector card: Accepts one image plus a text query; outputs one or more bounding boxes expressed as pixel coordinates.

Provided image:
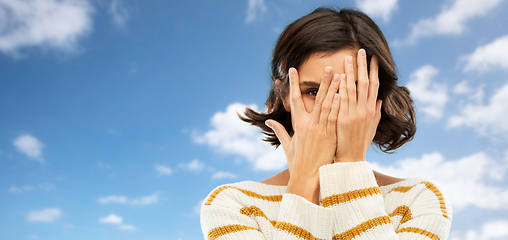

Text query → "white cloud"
[450,219,508,240]
[448,83,508,136]
[97,162,112,169]
[371,151,508,212]
[211,171,237,180]
[405,65,447,119]
[179,159,205,172]
[245,0,266,23]
[27,208,62,222]
[355,0,398,22]
[9,183,54,193]
[13,134,44,162]
[108,0,128,28]
[155,164,172,176]
[97,193,158,206]
[130,193,158,206]
[399,0,501,45]
[453,80,472,95]
[0,0,94,57]
[97,195,128,204]
[463,34,508,72]
[9,185,34,193]
[193,103,287,171]
[453,80,485,105]
[118,224,137,231]
[99,214,122,224]
[99,214,137,231]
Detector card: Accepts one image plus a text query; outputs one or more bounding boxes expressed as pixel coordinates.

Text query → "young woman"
[200,7,452,240]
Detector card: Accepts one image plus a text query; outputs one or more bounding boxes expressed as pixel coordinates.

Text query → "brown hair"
[240,7,416,152]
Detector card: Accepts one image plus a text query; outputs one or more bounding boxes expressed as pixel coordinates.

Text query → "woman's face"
[296,49,358,113]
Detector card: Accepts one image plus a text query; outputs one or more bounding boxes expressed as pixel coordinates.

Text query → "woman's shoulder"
[381,177,452,220]
[378,177,447,194]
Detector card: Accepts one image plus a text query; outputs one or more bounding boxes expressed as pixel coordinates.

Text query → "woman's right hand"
[265,67,341,204]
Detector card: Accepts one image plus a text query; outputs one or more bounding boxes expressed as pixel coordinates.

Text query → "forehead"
[298,49,357,84]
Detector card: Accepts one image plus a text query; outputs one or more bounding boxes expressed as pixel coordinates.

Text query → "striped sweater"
[200,161,452,240]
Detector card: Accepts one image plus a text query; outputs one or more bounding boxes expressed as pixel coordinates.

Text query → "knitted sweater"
[200,161,452,240]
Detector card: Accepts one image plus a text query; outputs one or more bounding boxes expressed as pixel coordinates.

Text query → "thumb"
[265,120,291,152]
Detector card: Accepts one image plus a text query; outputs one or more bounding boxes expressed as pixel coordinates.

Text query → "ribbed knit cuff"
[277,193,334,239]
[319,161,378,199]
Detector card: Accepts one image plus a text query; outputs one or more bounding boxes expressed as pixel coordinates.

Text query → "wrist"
[287,175,320,204]
[334,153,366,163]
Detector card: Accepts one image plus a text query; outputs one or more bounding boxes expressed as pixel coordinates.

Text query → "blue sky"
[1,0,508,239]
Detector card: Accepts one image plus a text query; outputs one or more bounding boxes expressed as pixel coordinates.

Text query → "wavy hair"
[240,7,416,152]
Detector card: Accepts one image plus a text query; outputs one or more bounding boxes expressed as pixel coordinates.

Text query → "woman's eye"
[307,89,318,96]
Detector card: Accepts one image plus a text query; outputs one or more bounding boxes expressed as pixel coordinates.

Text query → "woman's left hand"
[335,49,382,163]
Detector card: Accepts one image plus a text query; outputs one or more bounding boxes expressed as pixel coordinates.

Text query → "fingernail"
[333,93,339,102]
[372,55,378,63]
[289,68,295,76]
[265,120,273,128]
[341,74,346,81]
[359,49,366,57]
[324,67,332,76]
[332,74,339,83]
[347,56,353,65]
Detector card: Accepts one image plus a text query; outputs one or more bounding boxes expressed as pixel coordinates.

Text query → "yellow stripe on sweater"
[275,221,326,240]
[332,216,392,240]
[207,224,258,240]
[396,227,441,240]
[242,204,413,228]
[389,205,412,224]
[204,186,282,205]
[322,187,381,207]
[389,181,449,219]
[240,206,277,226]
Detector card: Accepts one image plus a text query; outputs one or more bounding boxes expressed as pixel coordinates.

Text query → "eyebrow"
[299,81,320,88]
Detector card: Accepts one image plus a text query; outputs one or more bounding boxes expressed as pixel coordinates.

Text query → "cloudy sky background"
[1,0,508,239]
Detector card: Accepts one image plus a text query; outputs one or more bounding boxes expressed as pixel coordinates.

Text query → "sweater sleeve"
[319,161,452,240]
[200,184,335,240]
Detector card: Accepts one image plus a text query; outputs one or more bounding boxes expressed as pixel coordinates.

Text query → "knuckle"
[322,76,331,84]
[315,96,324,104]
[328,115,337,123]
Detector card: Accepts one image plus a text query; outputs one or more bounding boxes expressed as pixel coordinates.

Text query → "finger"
[316,70,338,124]
[357,49,369,107]
[368,56,380,107]
[338,74,349,118]
[327,91,340,136]
[288,68,306,115]
[345,55,357,113]
[311,66,333,123]
[265,120,291,152]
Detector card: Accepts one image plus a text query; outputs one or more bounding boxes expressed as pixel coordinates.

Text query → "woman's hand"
[335,49,382,163]
[266,67,340,204]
